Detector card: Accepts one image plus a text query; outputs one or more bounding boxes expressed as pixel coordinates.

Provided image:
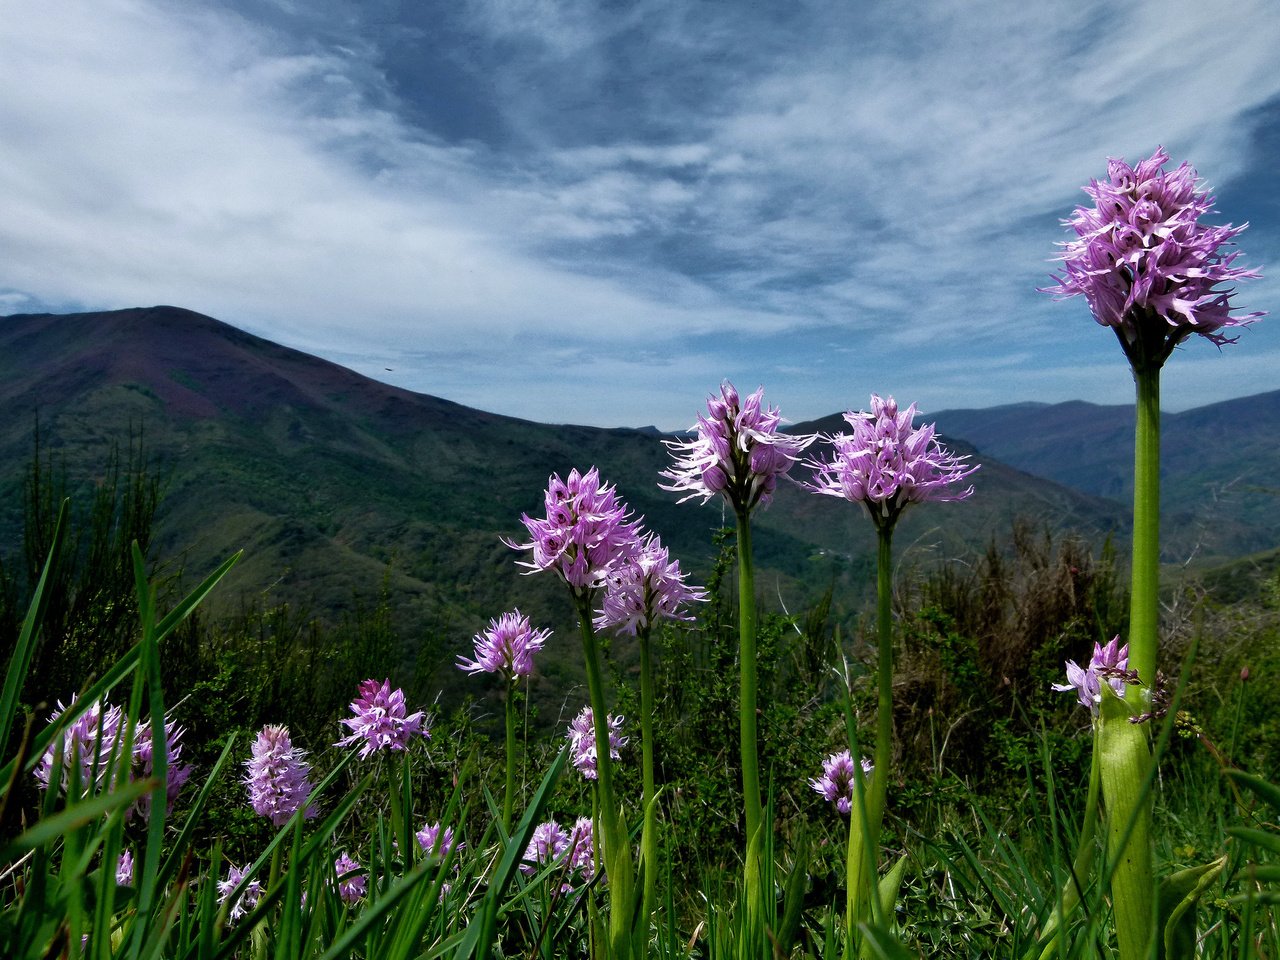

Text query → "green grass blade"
[0,499,67,758]
[0,776,156,861]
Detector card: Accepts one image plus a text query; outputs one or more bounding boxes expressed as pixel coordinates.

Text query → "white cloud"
[0,0,784,355]
[0,0,1276,427]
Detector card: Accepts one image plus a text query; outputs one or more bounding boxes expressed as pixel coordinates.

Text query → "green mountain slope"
[928,391,1280,561]
[0,306,1134,680]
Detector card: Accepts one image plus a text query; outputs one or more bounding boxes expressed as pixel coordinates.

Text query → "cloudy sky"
[2,0,1277,429]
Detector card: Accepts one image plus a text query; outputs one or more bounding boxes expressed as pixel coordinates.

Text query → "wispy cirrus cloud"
[1,0,1276,427]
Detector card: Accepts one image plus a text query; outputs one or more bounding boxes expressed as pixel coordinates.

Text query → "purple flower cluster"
[1045,146,1263,365]
[34,698,124,794]
[333,852,366,903]
[131,718,193,821]
[804,394,977,527]
[457,609,549,680]
[335,679,428,759]
[34,697,192,821]
[1052,637,1133,715]
[809,750,874,815]
[116,849,134,887]
[566,706,627,780]
[521,819,570,875]
[594,534,707,636]
[244,724,318,826]
[520,816,596,891]
[566,815,595,881]
[217,862,264,923]
[416,821,462,859]
[506,467,643,593]
[661,381,813,513]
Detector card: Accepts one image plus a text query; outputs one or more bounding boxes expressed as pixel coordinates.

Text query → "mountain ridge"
[1,306,1265,666]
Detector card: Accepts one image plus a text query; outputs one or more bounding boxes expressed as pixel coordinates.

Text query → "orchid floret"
[458,609,549,679]
[1044,146,1263,367]
[661,381,813,513]
[335,679,428,758]
[809,749,874,815]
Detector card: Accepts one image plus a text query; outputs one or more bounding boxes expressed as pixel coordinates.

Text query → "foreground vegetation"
[1,437,1277,958]
[2,146,1278,957]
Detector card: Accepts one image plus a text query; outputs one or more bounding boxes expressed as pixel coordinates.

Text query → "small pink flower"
[661,382,812,513]
[809,750,873,815]
[1052,637,1133,715]
[333,851,366,903]
[458,609,549,680]
[335,680,428,759]
[415,821,462,859]
[218,862,264,923]
[566,706,627,780]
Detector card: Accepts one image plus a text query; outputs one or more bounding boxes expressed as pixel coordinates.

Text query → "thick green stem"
[502,678,517,834]
[1128,365,1160,701]
[576,600,634,960]
[1104,362,1159,960]
[735,508,762,846]
[734,507,766,958]
[870,525,894,839]
[638,627,658,955]
[848,524,895,947]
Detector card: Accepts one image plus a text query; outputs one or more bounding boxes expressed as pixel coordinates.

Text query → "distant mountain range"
[1,307,1273,672]
[925,393,1280,560]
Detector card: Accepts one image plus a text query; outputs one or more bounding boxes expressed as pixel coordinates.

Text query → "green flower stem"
[734,507,767,955]
[1128,363,1160,701]
[870,525,894,843]
[1099,688,1155,960]
[503,677,517,834]
[1105,361,1160,960]
[848,523,895,945]
[576,599,635,960]
[638,625,658,954]
[734,507,762,848]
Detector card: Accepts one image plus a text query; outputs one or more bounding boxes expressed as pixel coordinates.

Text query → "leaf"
[0,776,156,863]
[1158,856,1226,960]
[1227,827,1280,858]
[858,921,920,960]
[877,854,909,922]
[774,829,809,956]
[1226,769,1280,817]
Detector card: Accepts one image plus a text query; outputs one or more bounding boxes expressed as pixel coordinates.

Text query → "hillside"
[0,306,1156,690]
[928,392,1280,561]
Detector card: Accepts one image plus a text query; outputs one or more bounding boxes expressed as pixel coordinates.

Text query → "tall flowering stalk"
[805,394,975,949]
[1045,147,1262,960]
[662,381,811,952]
[507,466,643,960]
[244,724,317,827]
[458,609,549,832]
[596,535,706,936]
[335,678,428,858]
[660,385,809,825]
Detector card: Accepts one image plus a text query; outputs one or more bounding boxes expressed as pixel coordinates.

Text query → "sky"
[2,0,1278,430]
